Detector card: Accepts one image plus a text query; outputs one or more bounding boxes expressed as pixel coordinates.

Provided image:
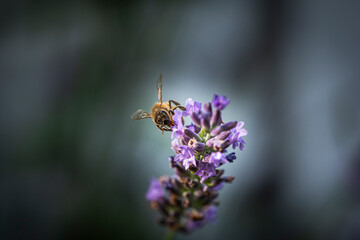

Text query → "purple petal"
[183,156,196,170]
[209,152,227,167]
[146,178,164,201]
[185,98,202,115]
[204,206,217,222]
[212,95,230,111]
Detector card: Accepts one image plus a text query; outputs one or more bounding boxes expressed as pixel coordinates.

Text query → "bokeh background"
[1,0,360,239]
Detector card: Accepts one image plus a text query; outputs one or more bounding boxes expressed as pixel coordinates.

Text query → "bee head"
[156,110,173,126]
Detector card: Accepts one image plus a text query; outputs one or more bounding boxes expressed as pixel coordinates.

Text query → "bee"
[131,74,186,134]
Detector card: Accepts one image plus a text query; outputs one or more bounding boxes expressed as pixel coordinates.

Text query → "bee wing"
[131,109,151,120]
[157,74,162,104]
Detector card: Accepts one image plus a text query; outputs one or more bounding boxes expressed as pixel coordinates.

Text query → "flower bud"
[211,182,224,191]
[217,169,225,177]
[210,121,237,136]
[212,139,226,151]
[182,197,190,208]
[165,217,180,230]
[225,152,236,162]
[169,194,181,206]
[194,190,206,200]
[187,178,199,188]
[210,192,219,200]
[190,111,201,127]
[169,156,176,168]
[188,164,198,172]
[184,129,202,142]
[189,210,204,221]
[182,191,191,199]
[221,121,238,130]
[188,139,205,152]
[210,110,221,128]
[221,140,232,150]
[150,201,160,210]
[163,179,180,196]
[181,136,190,145]
[217,115,223,126]
[203,196,216,206]
[175,164,189,178]
[159,176,170,185]
[194,142,205,152]
[170,178,183,191]
[204,102,212,115]
[210,127,221,137]
[206,138,214,147]
[215,130,231,140]
[158,203,169,216]
[223,176,235,183]
[181,192,191,208]
[201,117,210,130]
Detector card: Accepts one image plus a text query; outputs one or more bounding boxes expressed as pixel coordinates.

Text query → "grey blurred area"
[1,0,360,239]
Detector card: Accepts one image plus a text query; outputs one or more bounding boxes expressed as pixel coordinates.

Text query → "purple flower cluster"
[146,94,247,234]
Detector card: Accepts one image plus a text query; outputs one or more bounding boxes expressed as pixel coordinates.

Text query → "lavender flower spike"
[146,94,248,235]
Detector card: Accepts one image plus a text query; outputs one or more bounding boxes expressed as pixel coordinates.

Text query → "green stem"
[163,230,175,240]
[204,133,210,142]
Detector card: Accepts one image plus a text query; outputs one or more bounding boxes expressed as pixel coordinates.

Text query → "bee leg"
[172,105,186,111]
[169,100,181,108]
[155,124,165,135]
[169,100,186,111]
[168,100,174,110]
[155,123,162,132]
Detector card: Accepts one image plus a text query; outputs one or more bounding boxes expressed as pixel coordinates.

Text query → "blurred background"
[1,0,360,239]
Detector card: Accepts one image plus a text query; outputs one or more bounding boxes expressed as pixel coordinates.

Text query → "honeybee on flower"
[131,74,186,134]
